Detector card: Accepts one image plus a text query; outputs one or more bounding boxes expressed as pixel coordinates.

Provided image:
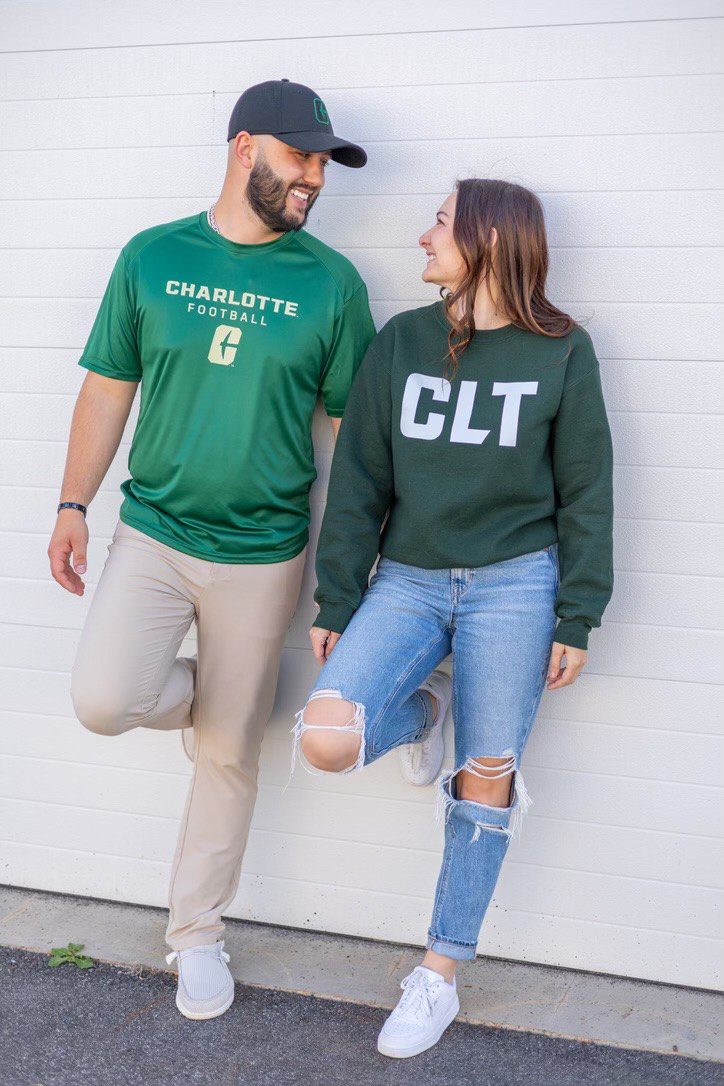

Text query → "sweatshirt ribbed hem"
[314,601,355,635]
[554,619,591,651]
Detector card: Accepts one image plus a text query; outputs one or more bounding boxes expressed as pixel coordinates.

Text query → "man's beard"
[246,156,317,233]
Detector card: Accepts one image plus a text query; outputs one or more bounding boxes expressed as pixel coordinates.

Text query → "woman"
[291,179,614,1058]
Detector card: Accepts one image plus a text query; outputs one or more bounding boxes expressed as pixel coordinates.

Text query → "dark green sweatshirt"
[314,301,614,650]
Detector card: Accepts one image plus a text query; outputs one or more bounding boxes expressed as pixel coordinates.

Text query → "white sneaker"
[165,940,234,1020]
[377,965,460,1058]
[399,669,452,786]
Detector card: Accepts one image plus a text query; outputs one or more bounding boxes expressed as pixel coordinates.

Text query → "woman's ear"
[489,226,499,248]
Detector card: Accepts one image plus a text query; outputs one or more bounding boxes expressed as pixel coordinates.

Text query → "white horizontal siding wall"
[1,1,723,990]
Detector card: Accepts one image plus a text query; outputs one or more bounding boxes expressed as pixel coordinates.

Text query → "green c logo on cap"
[313,98,330,126]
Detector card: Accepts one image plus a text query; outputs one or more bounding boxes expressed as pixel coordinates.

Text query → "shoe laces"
[165,939,230,967]
[395,967,445,1023]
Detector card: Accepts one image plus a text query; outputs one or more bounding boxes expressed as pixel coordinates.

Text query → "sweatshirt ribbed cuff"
[313,601,355,636]
[554,619,591,651]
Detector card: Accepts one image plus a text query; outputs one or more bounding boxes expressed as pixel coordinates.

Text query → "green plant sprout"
[47,942,94,969]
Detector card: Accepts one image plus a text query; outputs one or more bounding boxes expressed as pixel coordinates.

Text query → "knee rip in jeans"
[289,688,366,780]
[435,753,532,843]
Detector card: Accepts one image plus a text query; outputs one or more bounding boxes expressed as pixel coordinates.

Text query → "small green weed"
[47,942,94,969]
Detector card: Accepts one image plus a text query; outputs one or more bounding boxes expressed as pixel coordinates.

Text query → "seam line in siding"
[2,749,722,792]
[1,15,722,56]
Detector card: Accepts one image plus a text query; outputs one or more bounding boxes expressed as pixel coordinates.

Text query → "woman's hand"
[310,626,341,665]
[546,641,587,689]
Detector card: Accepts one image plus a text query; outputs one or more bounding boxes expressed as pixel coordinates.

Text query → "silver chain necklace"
[207,204,220,233]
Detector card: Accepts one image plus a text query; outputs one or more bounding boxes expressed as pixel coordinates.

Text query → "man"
[47,79,374,1020]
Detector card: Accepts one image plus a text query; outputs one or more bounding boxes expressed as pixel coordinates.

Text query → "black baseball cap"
[227,79,367,168]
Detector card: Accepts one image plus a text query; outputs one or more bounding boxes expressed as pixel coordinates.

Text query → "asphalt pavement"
[1,947,721,1086]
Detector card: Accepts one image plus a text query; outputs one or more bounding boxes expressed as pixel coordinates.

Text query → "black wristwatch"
[57,501,87,517]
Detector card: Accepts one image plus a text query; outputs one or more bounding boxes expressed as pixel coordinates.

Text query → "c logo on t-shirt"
[208,324,242,366]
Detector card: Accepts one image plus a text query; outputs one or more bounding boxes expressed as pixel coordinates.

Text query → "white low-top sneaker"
[377,965,460,1058]
[399,669,452,786]
[165,940,234,1020]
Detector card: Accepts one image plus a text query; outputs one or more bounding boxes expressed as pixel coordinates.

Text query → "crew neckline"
[197,210,297,255]
[432,300,523,344]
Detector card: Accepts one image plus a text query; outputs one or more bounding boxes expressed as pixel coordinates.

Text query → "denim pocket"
[496,547,551,569]
[376,556,407,574]
[374,556,430,584]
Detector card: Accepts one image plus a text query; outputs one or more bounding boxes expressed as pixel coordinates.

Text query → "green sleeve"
[314,332,394,633]
[550,332,614,650]
[78,249,142,381]
[318,281,376,417]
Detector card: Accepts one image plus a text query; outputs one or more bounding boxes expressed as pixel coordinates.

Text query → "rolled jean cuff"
[426,934,477,961]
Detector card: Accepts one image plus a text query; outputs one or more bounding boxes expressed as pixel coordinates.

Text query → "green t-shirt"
[79,212,376,563]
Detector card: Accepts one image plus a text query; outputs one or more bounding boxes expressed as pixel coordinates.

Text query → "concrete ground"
[1,886,722,1085]
[2,947,721,1086]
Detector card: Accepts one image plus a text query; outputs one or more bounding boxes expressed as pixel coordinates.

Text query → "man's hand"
[546,641,587,689]
[49,371,137,595]
[48,510,89,595]
[309,625,341,665]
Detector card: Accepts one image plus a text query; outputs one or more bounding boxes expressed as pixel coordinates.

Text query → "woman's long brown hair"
[442,179,575,378]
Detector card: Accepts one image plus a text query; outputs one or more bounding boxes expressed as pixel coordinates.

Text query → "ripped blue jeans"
[293,544,559,961]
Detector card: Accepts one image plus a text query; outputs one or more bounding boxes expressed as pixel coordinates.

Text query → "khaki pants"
[71,520,305,950]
